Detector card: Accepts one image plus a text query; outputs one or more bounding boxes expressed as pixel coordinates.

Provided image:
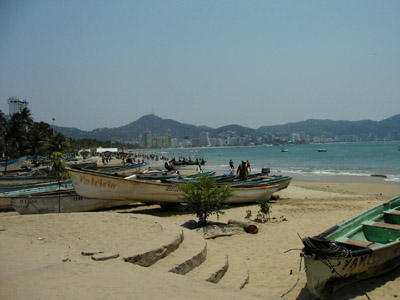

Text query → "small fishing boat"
[317,149,328,152]
[173,157,206,166]
[0,157,33,172]
[158,171,216,183]
[281,148,289,152]
[98,162,148,176]
[0,181,73,211]
[11,190,132,214]
[301,196,400,298]
[66,157,98,170]
[216,173,292,191]
[0,174,51,188]
[68,168,279,204]
[136,169,181,180]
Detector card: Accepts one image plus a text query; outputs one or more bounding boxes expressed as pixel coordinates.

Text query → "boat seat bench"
[340,238,382,249]
[372,222,400,231]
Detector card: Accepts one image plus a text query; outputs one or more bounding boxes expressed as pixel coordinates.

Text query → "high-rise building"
[143,131,152,149]
[7,97,29,115]
[199,132,211,147]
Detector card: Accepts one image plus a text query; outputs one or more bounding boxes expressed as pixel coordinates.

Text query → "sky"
[1,1,399,131]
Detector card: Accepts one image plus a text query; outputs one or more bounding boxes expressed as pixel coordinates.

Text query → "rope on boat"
[302,235,352,278]
[281,234,354,297]
[302,236,351,258]
[280,257,307,298]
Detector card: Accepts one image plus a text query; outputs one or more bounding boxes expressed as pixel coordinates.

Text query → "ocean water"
[156,142,400,183]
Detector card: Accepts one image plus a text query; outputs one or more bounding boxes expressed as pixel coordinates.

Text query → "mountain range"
[55,114,400,142]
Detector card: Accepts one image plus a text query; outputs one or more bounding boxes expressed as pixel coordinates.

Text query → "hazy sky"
[1,1,399,131]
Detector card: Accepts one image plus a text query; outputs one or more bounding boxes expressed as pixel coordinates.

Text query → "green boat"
[301,196,400,299]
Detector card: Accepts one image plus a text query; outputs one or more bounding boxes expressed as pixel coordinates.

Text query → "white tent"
[96,147,118,154]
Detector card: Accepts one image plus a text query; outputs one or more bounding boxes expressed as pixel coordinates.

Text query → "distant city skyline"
[1,1,399,130]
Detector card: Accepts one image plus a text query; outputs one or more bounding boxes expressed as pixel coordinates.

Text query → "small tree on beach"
[47,152,70,213]
[179,175,233,227]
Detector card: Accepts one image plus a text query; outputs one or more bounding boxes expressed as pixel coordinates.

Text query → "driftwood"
[91,253,120,261]
[228,219,259,234]
[196,223,245,239]
[81,251,104,256]
[182,219,258,239]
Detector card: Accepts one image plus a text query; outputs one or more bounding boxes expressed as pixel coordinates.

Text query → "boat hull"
[0,181,74,211]
[68,168,278,204]
[0,176,51,188]
[0,157,33,172]
[304,242,400,298]
[11,193,131,214]
[303,196,400,298]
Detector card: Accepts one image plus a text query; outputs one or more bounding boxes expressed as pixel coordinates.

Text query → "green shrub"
[179,175,233,227]
[244,200,272,223]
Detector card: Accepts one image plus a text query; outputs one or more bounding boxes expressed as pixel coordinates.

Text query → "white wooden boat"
[68,168,279,204]
[66,157,98,170]
[0,181,73,211]
[11,190,132,214]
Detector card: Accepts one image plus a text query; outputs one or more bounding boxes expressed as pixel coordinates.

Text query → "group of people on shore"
[229,159,251,181]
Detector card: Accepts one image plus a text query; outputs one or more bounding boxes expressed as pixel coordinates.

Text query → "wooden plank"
[372,222,400,231]
[342,238,381,248]
[389,210,400,215]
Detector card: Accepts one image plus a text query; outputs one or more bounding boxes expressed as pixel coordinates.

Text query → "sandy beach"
[1,178,400,299]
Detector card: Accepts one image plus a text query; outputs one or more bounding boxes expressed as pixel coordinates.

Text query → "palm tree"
[45,132,70,155]
[0,110,6,157]
[4,107,34,158]
[26,124,46,159]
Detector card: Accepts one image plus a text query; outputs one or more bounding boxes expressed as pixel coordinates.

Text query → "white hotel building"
[7,97,29,115]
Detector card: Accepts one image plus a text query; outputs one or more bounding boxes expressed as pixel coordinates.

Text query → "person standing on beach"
[229,159,234,173]
[197,162,203,173]
[236,160,249,181]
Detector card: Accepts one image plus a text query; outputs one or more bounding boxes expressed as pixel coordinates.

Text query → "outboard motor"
[261,168,270,175]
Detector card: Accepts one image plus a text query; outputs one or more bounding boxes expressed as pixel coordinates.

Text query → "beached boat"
[0,181,73,211]
[212,173,291,191]
[66,157,98,170]
[301,196,400,298]
[0,157,33,172]
[11,190,132,214]
[173,158,206,166]
[238,175,292,191]
[98,162,148,176]
[157,171,216,183]
[68,168,279,204]
[0,174,51,188]
[135,169,181,180]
